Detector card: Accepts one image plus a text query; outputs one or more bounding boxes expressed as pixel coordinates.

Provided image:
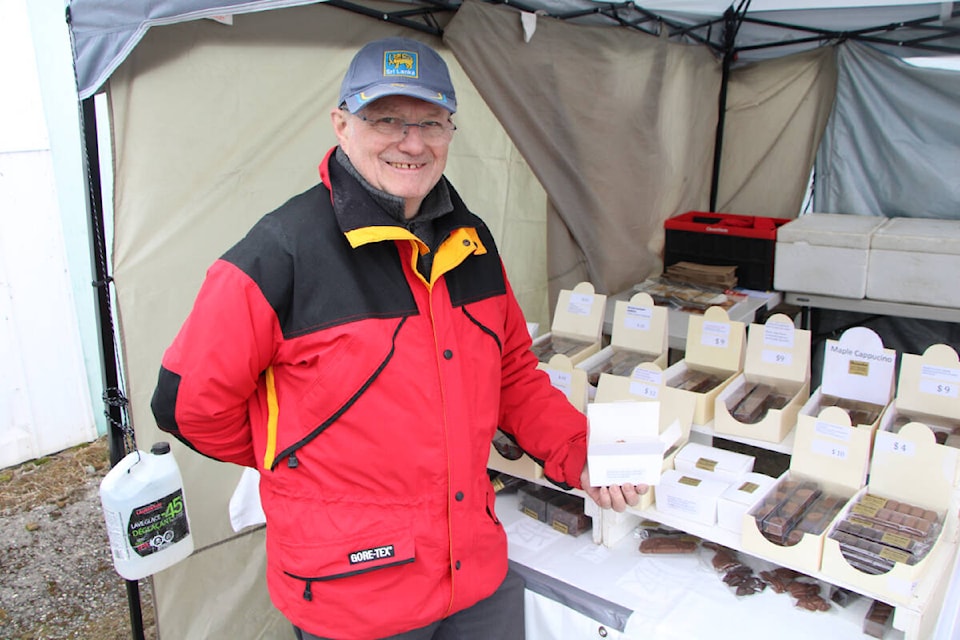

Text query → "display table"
[499,492,884,640]
[604,288,781,350]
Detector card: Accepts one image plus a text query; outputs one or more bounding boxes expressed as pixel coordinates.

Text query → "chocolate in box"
[820,421,960,606]
[714,313,811,444]
[741,406,873,574]
[662,306,745,425]
[530,281,606,366]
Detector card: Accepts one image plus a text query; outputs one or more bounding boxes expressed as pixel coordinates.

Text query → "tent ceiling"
[67,0,959,99]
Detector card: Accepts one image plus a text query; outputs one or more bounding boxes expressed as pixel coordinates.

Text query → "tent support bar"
[325,0,446,35]
[80,95,147,640]
[709,3,745,212]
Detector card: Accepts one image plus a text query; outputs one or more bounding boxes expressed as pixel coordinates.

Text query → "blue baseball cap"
[339,37,457,114]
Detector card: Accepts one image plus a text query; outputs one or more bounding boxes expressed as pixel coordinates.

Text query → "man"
[151,36,645,640]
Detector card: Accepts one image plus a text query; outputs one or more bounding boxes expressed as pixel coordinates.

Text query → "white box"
[655,469,731,526]
[774,213,888,299]
[673,442,754,484]
[890,343,960,435]
[586,401,682,487]
[714,313,811,443]
[717,472,777,534]
[867,217,960,308]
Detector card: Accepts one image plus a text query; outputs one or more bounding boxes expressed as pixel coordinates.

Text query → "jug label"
[128,489,190,557]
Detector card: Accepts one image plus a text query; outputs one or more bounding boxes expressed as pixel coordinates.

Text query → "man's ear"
[331,108,350,144]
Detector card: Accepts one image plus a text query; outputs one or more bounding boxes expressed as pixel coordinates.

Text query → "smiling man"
[151,37,645,640]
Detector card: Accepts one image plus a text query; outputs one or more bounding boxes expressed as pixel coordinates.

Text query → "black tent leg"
[80,95,147,640]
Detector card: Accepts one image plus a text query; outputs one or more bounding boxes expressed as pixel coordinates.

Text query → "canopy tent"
[65,1,960,638]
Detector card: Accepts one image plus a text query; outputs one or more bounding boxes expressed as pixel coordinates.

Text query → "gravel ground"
[0,437,157,639]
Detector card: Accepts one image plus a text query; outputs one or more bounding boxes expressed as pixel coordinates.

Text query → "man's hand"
[580,464,649,513]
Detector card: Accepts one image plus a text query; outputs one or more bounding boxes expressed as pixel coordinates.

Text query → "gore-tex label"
[348,545,395,565]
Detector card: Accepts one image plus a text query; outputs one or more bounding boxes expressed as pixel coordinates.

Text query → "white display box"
[592,363,697,511]
[798,326,896,433]
[531,282,607,365]
[673,442,754,485]
[890,344,960,439]
[717,472,778,534]
[662,306,745,425]
[741,407,873,574]
[586,401,682,487]
[774,213,888,299]
[487,354,588,481]
[820,422,960,606]
[714,313,811,444]
[655,469,731,526]
[867,217,960,308]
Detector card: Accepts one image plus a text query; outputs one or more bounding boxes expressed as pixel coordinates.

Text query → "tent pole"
[709,6,739,213]
[80,95,147,640]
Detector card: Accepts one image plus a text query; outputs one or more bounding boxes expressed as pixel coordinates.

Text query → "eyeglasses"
[354,113,457,141]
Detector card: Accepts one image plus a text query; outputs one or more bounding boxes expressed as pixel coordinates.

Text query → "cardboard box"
[714,313,811,443]
[530,282,607,365]
[717,472,777,534]
[820,422,959,605]
[673,442,755,484]
[592,363,696,511]
[664,211,790,291]
[798,326,896,433]
[487,354,588,481]
[662,306,745,425]
[890,344,960,436]
[655,469,731,526]
[586,400,682,487]
[578,292,669,395]
[867,217,960,308]
[774,213,888,299]
[741,407,873,574]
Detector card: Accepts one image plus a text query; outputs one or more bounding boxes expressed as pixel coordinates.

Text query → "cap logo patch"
[384,50,418,78]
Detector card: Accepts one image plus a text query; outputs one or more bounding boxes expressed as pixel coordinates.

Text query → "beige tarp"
[107,2,834,636]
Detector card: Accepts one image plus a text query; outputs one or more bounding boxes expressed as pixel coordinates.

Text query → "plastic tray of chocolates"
[891,412,960,446]
[531,335,594,362]
[750,478,843,546]
[666,368,725,394]
[724,382,792,424]
[828,494,943,573]
[583,350,658,386]
[546,494,592,537]
[816,395,885,427]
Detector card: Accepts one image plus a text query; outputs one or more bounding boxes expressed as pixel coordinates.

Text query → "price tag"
[623,305,653,332]
[701,322,730,349]
[919,379,959,398]
[546,369,573,396]
[812,438,848,460]
[628,381,659,399]
[761,350,793,366]
[875,431,916,457]
[918,364,960,397]
[566,293,594,316]
[763,321,795,348]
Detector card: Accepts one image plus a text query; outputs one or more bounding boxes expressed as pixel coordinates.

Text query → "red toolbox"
[663,211,791,291]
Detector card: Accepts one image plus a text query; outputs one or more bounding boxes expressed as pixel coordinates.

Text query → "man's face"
[332,95,454,219]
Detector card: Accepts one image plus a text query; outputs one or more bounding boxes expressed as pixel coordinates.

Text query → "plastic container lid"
[151,442,171,455]
[776,213,888,249]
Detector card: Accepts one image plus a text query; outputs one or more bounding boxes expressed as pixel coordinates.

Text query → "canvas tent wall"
[66,1,960,637]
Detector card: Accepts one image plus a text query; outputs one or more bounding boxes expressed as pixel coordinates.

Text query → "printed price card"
[546,369,573,396]
[629,381,659,399]
[630,368,661,399]
[701,322,730,349]
[812,438,849,461]
[919,364,960,398]
[623,305,653,332]
[566,293,594,316]
[761,350,793,366]
[875,430,916,457]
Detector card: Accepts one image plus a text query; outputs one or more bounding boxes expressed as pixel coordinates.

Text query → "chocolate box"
[530,281,606,365]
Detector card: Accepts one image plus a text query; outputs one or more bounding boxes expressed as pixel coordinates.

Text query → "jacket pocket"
[277,521,416,601]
